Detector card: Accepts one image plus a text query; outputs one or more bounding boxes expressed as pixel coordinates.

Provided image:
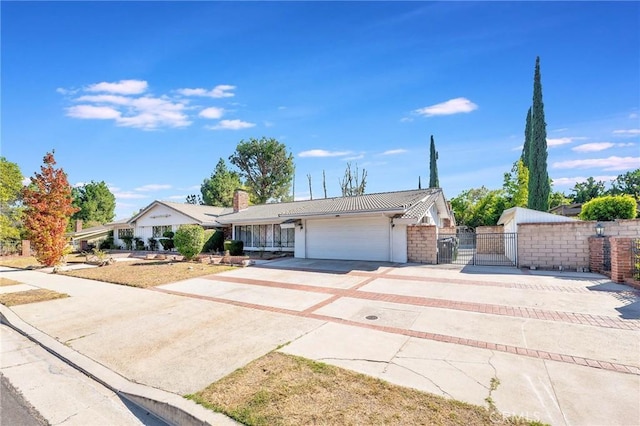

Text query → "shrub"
[121,235,134,251]
[134,237,145,251]
[203,230,225,253]
[579,195,637,221]
[174,225,205,260]
[148,237,158,251]
[224,239,244,256]
[99,231,115,250]
[160,231,174,251]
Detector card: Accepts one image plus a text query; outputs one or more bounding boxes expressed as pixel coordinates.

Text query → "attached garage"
[305,216,390,261]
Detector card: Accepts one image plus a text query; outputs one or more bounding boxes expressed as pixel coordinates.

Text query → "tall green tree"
[429,135,439,188]
[503,159,529,208]
[570,177,606,203]
[548,190,570,209]
[71,181,116,226]
[527,57,550,211]
[229,137,294,204]
[521,108,532,167]
[607,169,640,199]
[0,157,24,240]
[450,186,508,228]
[22,152,78,266]
[201,158,242,207]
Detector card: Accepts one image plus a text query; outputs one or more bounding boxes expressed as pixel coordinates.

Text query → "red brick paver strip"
[151,286,639,376]
[203,274,640,331]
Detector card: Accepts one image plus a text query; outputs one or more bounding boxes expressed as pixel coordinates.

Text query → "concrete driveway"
[2,259,639,425]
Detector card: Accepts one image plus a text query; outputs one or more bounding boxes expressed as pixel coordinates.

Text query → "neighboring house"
[497,206,577,233]
[113,201,232,248]
[549,203,582,218]
[120,188,454,263]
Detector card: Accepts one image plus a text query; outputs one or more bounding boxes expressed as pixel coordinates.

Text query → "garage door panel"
[306,217,390,261]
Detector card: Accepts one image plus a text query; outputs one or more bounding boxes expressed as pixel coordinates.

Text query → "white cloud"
[343,154,365,161]
[400,117,414,123]
[414,97,478,117]
[135,184,172,191]
[551,175,618,187]
[86,79,148,95]
[72,182,86,188]
[511,145,524,151]
[167,194,188,200]
[264,121,274,128]
[69,94,190,129]
[546,137,581,147]
[629,113,638,119]
[298,149,352,158]
[199,107,225,119]
[113,191,148,199]
[66,105,121,119]
[552,156,640,171]
[552,128,568,133]
[206,119,255,130]
[21,177,30,186]
[177,84,235,98]
[382,149,407,155]
[572,142,614,152]
[613,128,640,136]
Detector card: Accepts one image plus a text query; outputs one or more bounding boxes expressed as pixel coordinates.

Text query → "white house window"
[152,225,172,238]
[118,228,133,238]
[234,224,294,249]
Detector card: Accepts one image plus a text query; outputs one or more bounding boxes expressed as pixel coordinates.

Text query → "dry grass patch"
[60,260,235,288]
[0,256,41,269]
[0,277,22,286]
[0,289,69,306]
[186,352,540,426]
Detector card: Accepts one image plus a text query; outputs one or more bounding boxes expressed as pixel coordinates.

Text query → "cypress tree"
[418,176,422,189]
[527,57,550,211]
[522,107,532,167]
[429,135,439,188]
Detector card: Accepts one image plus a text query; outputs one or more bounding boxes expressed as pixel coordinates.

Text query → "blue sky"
[2,1,639,219]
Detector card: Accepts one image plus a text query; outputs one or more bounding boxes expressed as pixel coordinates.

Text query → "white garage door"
[306,217,390,261]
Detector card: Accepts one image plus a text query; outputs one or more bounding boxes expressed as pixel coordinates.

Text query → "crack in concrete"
[542,359,569,426]
[388,361,454,399]
[384,336,411,374]
[318,357,389,365]
[444,359,488,390]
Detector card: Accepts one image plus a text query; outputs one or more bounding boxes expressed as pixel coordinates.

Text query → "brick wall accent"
[588,237,605,274]
[518,219,640,270]
[407,225,437,264]
[21,240,30,257]
[233,190,249,212]
[610,237,634,283]
[476,225,505,254]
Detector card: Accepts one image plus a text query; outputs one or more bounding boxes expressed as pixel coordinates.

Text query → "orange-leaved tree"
[22,152,78,266]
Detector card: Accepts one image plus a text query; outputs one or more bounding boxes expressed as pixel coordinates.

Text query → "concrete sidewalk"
[1,261,639,425]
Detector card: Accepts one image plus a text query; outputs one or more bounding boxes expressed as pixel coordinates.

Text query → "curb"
[0,305,238,426]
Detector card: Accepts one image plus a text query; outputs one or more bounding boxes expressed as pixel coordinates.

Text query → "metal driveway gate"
[437,229,517,267]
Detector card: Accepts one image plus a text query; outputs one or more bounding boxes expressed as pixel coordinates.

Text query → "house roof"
[66,218,129,239]
[497,206,578,225]
[217,188,449,224]
[128,201,233,226]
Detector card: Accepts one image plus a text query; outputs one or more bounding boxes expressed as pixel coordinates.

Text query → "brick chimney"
[233,189,249,212]
[74,219,83,232]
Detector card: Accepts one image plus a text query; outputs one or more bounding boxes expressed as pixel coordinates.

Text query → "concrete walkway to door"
[1,259,639,426]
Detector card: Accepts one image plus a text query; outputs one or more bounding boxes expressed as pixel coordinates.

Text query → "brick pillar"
[610,237,633,283]
[407,225,437,264]
[21,240,30,257]
[588,237,604,274]
[233,189,249,212]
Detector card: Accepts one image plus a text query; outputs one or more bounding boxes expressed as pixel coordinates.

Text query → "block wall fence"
[517,219,640,271]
